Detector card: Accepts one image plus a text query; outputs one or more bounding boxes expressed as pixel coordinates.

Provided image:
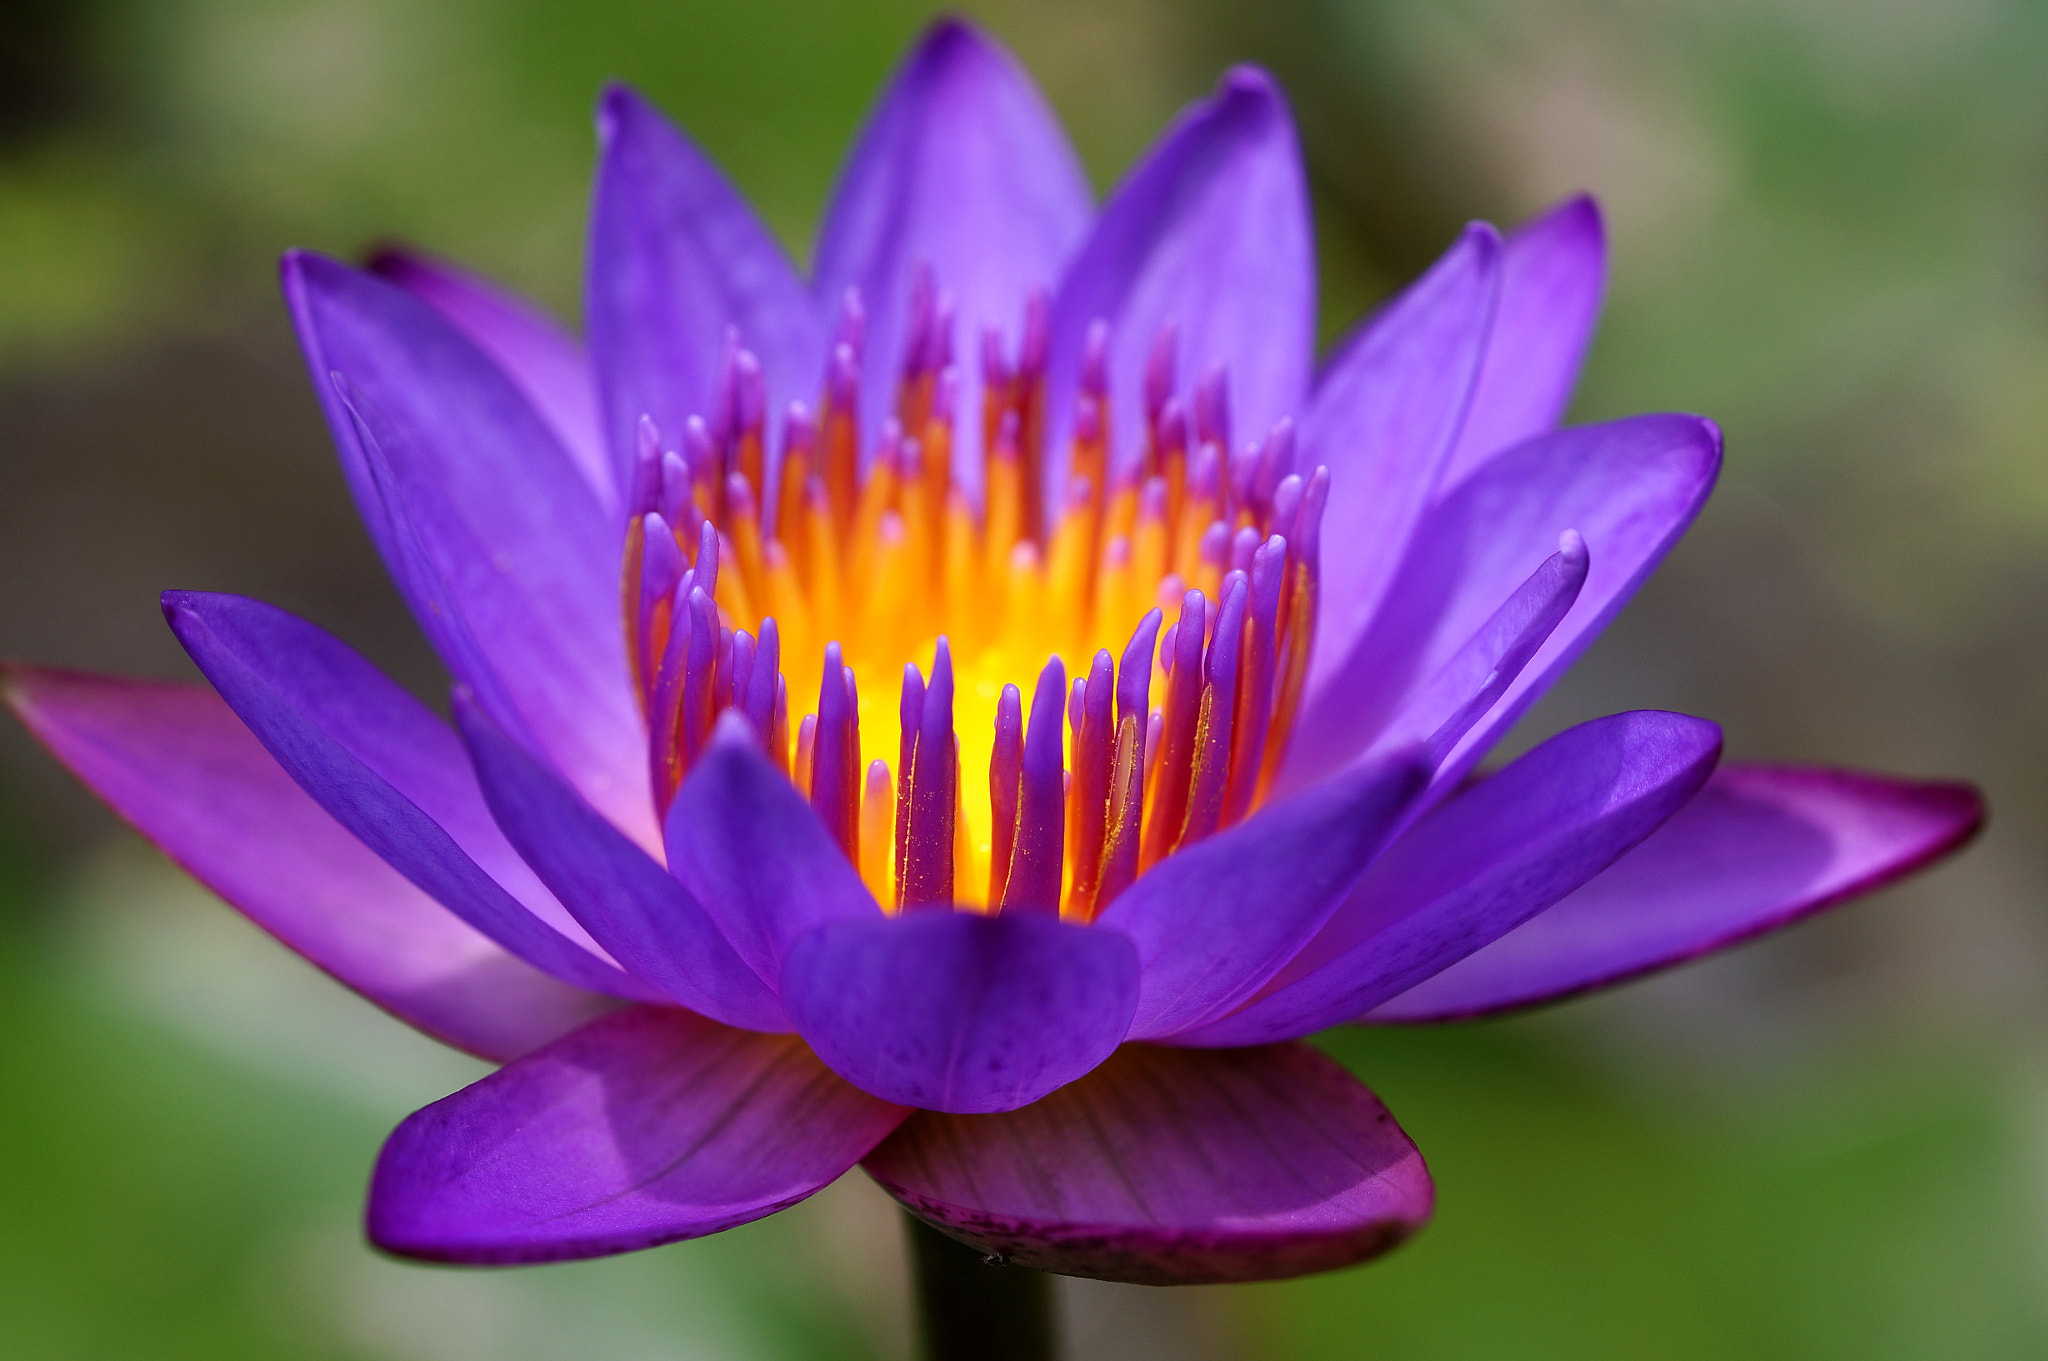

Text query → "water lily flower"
[4,19,1981,1287]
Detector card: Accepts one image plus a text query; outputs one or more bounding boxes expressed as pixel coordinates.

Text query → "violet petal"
[454,693,788,1031]
[1368,764,1984,1022]
[1049,66,1312,493]
[1441,195,1606,486]
[864,1040,1431,1284]
[367,246,613,513]
[166,591,657,1001]
[2,665,614,1062]
[587,84,821,499]
[369,1006,909,1263]
[1281,413,1721,798]
[813,17,1090,487]
[662,714,879,993]
[282,251,652,845]
[780,911,1138,1113]
[1302,223,1502,695]
[1097,748,1429,1040]
[1178,710,1721,1047]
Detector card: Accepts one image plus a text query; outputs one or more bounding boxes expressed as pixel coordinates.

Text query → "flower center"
[620,269,1327,918]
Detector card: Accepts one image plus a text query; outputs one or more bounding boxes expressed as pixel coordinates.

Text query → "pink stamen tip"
[683,416,716,482]
[784,400,816,450]
[1229,525,1261,575]
[834,287,866,353]
[1143,320,1179,423]
[631,414,664,513]
[693,520,720,594]
[1270,472,1306,539]
[812,641,858,859]
[744,617,779,738]
[1074,393,1104,446]
[658,450,691,524]
[930,293,957,371]
[828,342,860,409]
[1080,319,1111,396]
[1019,289,1051,376]
[725,472,759,521]
[1155,400,1188,459]
[980,326,1011,387]
[902,639,957,909]
[989,683,1024,906]
[1194,365,1231,452]
[1003,655,1067,914]
[734,349,765,432]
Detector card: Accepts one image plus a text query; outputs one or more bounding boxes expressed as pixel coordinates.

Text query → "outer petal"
[369,1006,909,1264]
[455,696,788,1032]
[662,715,879,994]
[780,912,1139,1114]
[1299,223,1501,717]
[366,246,613,513]
[1097,749,1429,1041]
[1368,765,1985,1022]
[864,1041,1431,1285]
[1048,66,1312,491]
[283,251,651,845]
[586,84,821,496]
[166,591,655,1002]
[1179,711,1721,1048]
[813,17,1091,488]
[1281,414,1721,797]
[1441,195,1606,486]
[2,666,612,1063]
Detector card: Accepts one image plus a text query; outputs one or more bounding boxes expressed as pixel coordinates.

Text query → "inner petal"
[619,269,1329,914]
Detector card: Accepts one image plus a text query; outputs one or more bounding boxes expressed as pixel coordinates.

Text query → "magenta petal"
[369,1006,909,1264]
[864,1041,1431,1284]
[1441,195,1606,487]
[1283,414,1721,798]
[1097,749,1429,1041]
[283,251,651,845]
[3,666,613,1062]
[1300,223,1501,712]
[662,715,879,993]
[167,591,656,1002]
[1180,710,1721,1047]
[587,84,821,494]
[780,911,1139,1113]
[454,695,788,1032]
[814,17,1090,487]
[1368,764,1985,1022]
[1048,66,1312,490]
[367,246,613,514]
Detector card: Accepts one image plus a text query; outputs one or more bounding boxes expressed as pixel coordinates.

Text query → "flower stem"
[903,1211,1056,1361]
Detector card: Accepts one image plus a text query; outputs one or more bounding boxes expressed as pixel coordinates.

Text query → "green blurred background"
[2,0,2046,1356]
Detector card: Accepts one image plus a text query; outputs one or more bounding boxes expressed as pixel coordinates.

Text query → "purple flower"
[4,19,1981,1286]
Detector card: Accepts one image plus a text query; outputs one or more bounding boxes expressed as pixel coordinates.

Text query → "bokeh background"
[2,0,2045,1356]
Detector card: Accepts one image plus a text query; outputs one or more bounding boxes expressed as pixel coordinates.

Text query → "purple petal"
[1441,195,1606,487]
[454,694,788,1032]
[780,911,1139,1113]
[587,84,821,496]
[1097,749,1429,1041]
[369,1006,909,1263]
[1368,764,1985,1022]
[1178,710,1721,1047]
[1301,223,1501,698]
[1048,66,1312,491]
[864,1040,1431,1284]
[366,246,613,513]
[1283,413,1721,797]
[2,666,613,1062]
[661,715,880,994]
[166,591,657,1002]
[282,251,652,846]
[813,17,1090,489]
